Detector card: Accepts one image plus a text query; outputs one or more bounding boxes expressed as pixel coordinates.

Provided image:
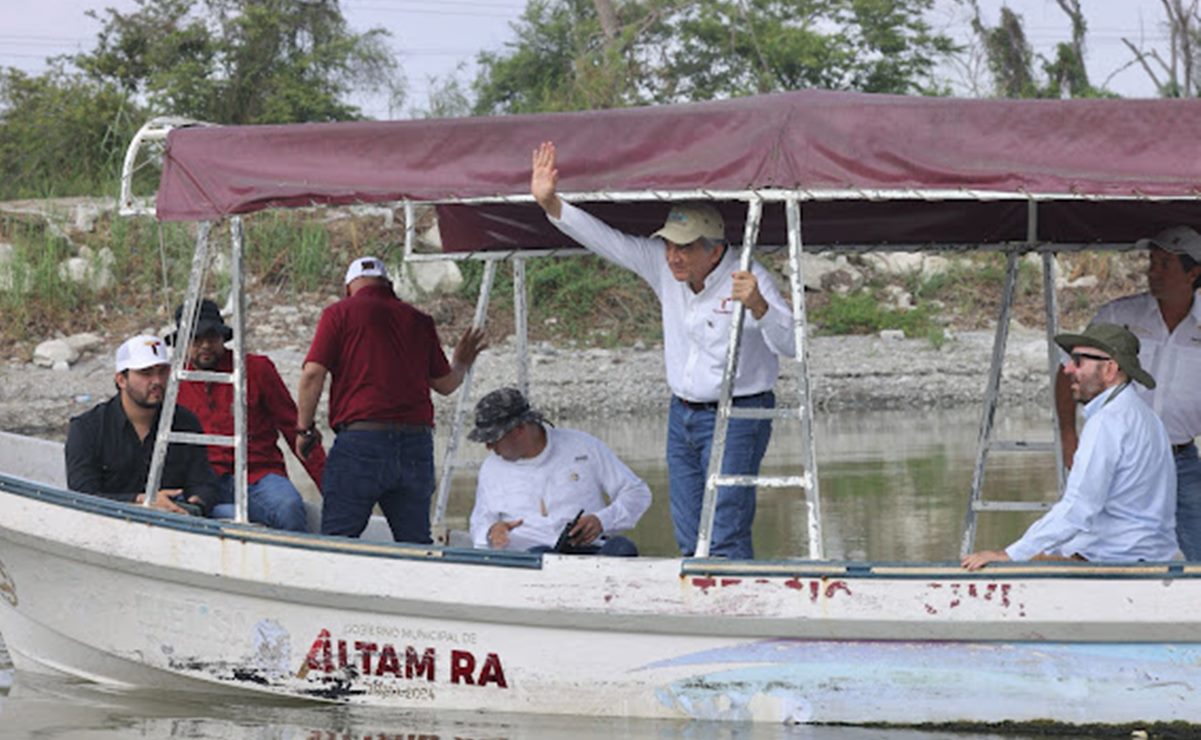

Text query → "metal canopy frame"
[418,195,824,559]
[145,218,250,521]
[120,116,1176,558]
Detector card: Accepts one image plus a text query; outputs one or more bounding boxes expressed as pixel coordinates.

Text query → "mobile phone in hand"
[553,509,585,554]
[170,494,204,517]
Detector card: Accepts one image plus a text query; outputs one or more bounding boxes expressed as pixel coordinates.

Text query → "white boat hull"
[1,470,1200,727]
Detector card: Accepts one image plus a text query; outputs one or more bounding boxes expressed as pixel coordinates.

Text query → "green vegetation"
[0,221,90,340]
[0,67,141,200]
[0,208,399,347]
[471,0,955,115]
[811,291,940,339]
[77,0,401,124]
[0,0,400,202]
[0,0,1169,353]
[243,213,339,294]
[459,255,661,346]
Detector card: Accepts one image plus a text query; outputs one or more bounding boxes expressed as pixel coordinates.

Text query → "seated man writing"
[963,323,1177,569]
[65,335,220,515]
[467,387,651,556]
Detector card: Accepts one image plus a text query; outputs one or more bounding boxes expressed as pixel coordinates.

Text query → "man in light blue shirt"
[963,323,1177,569]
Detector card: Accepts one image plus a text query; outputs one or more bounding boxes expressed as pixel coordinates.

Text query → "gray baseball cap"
[1136,225,1201,261]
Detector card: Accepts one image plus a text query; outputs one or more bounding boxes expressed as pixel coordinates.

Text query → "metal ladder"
[145,218,251,521]
[430,256,499,542]
[694,197,823,559]
[419,185,590,543]
[958,203,1067,557]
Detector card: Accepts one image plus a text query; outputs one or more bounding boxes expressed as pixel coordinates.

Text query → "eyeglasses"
[1069,352,1113,367]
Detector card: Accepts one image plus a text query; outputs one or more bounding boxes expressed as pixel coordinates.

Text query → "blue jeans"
[527,535,639,557]
[1175,443,1201,560]
[667,393,774,559]
[211,473,308,532]
[321,428,435,544]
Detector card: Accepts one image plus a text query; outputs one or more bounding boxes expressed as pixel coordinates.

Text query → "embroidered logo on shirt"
[715,297,734,315]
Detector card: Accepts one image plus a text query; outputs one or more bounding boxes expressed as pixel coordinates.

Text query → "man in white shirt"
[964,324,1177,569]
[468,387,651,556]
[1055,226,1201,560]
[530,142,795,559]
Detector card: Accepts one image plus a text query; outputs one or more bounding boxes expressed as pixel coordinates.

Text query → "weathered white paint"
[0,473,1199,728]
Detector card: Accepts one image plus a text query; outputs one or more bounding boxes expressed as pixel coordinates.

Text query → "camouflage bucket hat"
[468,387,549,443]
[1054,322,1156,389]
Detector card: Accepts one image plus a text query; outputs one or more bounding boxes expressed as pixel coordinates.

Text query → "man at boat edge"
[170,298,324,532]
[1055,226,1201,561]
[294,256,487,543]
[467,387,650,555]
[530,141,796,560]
[963,323,1177,570]
[64,334,220,515]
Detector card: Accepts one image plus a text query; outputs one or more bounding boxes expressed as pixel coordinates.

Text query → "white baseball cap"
[115,335,170,372]
[344,256,389,285]
[1136,225,1201,261]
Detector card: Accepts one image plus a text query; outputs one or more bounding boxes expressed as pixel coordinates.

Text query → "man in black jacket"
[65,334,219,514]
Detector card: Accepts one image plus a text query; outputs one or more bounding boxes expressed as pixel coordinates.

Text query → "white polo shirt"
[550,201,796,402]
[1093,291,1201,445]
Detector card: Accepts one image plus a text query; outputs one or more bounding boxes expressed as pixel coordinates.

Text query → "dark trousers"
[321,427,435,544]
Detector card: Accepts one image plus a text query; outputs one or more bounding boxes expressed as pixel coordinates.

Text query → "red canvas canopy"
[156,90,1201,249]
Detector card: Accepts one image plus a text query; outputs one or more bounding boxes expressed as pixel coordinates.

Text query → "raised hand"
[453,326,488,370]
[531,141,562,218]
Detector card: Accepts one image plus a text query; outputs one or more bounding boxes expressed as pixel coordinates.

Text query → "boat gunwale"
[4,471,1197,583]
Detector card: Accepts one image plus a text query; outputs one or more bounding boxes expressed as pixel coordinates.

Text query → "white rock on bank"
[798,254,866,294]
[861,252,952,281]
[58,246,115,290]
[64,332,104,354]
[394,261,463,300]
[33,339,79,368]
[0,242,14,292]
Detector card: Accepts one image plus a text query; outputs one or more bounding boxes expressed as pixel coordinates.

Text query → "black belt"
[674,392,770,411]
[335,420,426,433]
[1173,441,1197,455]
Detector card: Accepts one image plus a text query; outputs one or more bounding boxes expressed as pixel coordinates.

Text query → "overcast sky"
[0,0,1175,118]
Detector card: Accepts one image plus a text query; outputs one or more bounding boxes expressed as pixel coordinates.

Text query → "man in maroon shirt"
[172,299,325,532]
[295,257,486,542]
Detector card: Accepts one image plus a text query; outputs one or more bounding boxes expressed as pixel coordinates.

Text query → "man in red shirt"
[172,299,325,532]
[295,257,486,542]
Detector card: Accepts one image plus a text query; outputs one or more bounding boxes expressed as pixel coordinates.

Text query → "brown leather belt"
[335,420,425,433]
[1173,441,1196,455]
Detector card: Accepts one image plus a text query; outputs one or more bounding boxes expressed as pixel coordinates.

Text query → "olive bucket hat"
[1054,322,1156,389]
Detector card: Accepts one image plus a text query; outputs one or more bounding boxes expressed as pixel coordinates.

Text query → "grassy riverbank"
[0,203,1145,356]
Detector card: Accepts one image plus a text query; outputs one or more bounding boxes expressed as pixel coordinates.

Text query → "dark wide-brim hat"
[1054,322,1156,389]
[468,387,549,443]
[166,298,233,347]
